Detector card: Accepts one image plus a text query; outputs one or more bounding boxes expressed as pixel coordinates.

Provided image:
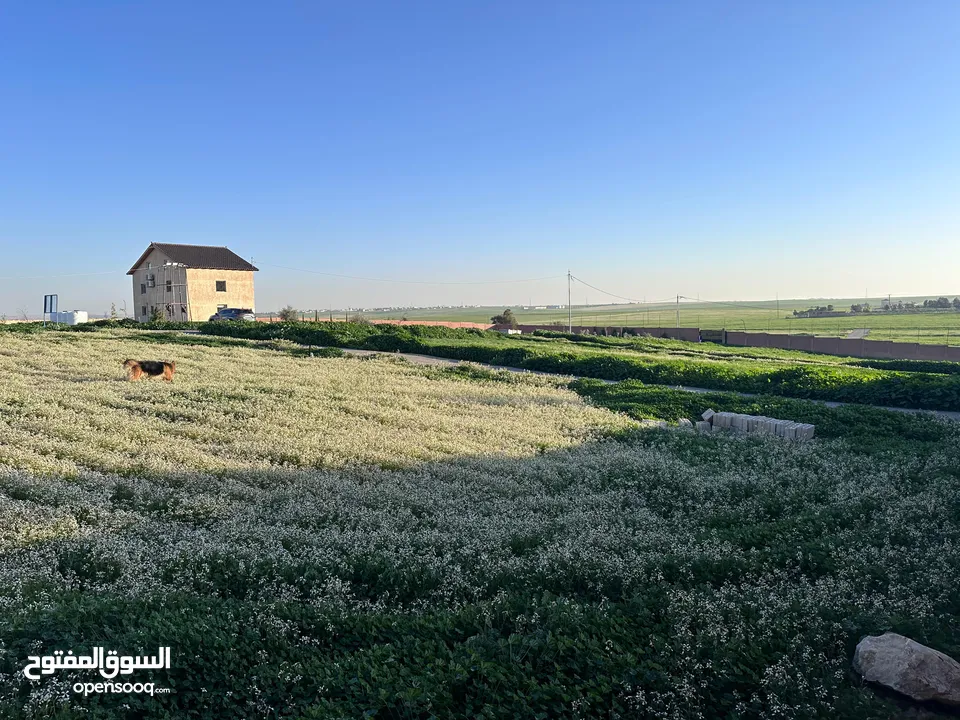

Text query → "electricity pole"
[567,270,572,332]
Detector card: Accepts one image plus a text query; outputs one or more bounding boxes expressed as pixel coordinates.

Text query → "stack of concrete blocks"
[697,409,815,440]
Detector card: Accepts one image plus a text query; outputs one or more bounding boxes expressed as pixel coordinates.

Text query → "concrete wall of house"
[185,268,255,321]
[131,248,178,321]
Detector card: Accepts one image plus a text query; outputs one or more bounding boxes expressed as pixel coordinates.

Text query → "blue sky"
[2,1,959,316]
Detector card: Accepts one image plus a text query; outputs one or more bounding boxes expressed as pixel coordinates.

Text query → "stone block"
[695,421,711,433]
[701,408,716,422]
[853,632,960,707]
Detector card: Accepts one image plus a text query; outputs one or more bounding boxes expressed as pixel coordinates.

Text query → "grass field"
[354,296,960,344]
[1,331,958,719]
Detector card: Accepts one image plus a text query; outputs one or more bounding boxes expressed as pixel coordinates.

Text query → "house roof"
[127,243,259,274]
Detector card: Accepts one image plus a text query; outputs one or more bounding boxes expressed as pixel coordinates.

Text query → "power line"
[260,262,564,286]
[0,270,126,281]
[0,262,563,287]
[570,275,675,306]
[570,275,642,303]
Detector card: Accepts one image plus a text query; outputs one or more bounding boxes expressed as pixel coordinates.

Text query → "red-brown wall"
[724,331,960,362]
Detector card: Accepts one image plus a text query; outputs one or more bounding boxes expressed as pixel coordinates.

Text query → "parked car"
[209,308,256,322]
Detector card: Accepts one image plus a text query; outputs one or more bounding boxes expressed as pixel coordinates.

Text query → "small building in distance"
[127,243,258,322]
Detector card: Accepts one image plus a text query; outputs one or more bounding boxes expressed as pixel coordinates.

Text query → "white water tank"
[55,311,89,325]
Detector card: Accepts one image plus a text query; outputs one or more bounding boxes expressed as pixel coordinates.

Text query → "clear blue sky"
[2,1,959,316]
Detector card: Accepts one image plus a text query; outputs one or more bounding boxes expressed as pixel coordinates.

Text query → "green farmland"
[1,328,959,719]
[356,296,960,345]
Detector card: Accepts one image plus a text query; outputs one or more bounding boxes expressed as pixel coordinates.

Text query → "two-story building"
[128,243,258,321]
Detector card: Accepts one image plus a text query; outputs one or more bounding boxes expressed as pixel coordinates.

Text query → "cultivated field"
[1,331,958,719]
[359,298,960,344]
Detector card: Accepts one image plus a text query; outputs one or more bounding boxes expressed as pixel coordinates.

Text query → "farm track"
[175,330,960,420]
[339,348,960,422]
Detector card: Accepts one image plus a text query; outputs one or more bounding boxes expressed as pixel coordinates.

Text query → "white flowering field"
[1,331,958,719]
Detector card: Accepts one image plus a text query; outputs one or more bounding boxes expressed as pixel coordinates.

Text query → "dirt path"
[177,335,960,421]
[342,348,960,422]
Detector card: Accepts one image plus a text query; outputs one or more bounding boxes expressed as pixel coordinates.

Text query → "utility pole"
[567,270,572,332]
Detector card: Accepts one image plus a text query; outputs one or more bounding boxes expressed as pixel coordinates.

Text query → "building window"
[216,281,226,292]
[166,280,172,293]
[140,283,146,295]
[141,306,147,317]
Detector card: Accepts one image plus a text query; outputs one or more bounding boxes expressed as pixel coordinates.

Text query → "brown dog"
[123,359,176,382]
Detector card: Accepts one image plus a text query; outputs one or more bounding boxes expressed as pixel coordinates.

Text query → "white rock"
[678,418,693,428]
[853,633,960,707]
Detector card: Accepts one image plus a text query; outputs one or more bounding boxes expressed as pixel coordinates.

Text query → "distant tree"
[491,309,519,328]
[278,305,298,322]
[936,296,951,309]
[827,304,834,312]
[110,303,118,320]
[954,297,960,310]
[349,312,369,324]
